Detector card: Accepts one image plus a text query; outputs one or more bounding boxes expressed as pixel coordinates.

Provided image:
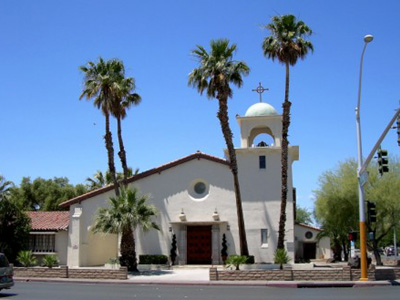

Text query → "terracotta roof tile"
[27,211,69,231]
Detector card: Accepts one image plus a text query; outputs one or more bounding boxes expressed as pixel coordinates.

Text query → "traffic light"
[349,231,358,242]
[377,146,389,176]
[397,116,400,146]
[367,201,377,223]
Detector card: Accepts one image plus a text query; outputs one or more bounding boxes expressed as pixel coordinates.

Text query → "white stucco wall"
[56,230,68,265]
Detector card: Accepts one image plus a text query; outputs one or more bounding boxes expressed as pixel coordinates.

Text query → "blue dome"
[245,102,278,117]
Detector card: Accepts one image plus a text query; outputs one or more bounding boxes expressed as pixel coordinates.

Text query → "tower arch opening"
[248,126,276,147]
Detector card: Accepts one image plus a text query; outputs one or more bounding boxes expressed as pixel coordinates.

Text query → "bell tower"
[228,82,298,263]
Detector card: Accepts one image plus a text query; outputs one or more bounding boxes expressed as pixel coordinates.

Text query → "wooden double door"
[187,226,212,264]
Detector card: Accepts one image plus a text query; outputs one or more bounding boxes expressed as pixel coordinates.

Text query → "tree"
[188,39,250,256]
[314,158,400,264]
[0,198,31,262]
[262,14,313,250]
[79,58,125,196]
[86,168,139,191]
[0,175,14,201]
[296,206,313,225]
[10,177,87,211]
[314,159,360,261]
[91,187,160,272]
[110,76,141,184]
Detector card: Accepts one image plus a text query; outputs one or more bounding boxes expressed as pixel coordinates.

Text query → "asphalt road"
[1,281,400,300]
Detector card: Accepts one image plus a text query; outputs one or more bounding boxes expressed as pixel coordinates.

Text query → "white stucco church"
[57,96,330,267]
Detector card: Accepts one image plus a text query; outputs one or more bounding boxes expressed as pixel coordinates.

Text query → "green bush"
[225,255,248,270]
[246,255,255,264]
[274,248,291,270]
[42,255,58,268]
[138,255,168,265]
[17,250,37,267]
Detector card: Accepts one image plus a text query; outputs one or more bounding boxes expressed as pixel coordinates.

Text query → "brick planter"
[210,266,400,281]
[14,266,128,280]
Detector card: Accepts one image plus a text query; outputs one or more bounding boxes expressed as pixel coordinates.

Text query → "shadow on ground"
[130,270,174,277]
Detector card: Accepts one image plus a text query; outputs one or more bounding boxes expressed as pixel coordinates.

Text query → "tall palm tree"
[0,175,14,201]
[111,76,141,183]
[188,39,250,256]
[79,58,125,196]
[92,187,160,272]
[262,15,313,250]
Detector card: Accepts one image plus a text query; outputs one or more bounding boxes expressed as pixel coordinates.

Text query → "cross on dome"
[252,82,269,102]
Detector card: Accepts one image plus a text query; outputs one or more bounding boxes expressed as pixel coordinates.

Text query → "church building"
[58,96,327,267]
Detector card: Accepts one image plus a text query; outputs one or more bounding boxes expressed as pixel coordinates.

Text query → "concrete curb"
[14,277,399,288]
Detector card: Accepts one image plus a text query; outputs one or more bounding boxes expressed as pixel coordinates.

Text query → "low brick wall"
[14,266,68,278]
[14,266,128,280]
[210,266,400,281]
[68,268,127,280]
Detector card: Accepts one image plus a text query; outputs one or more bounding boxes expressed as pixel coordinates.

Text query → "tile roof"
[27,211,69,231]
[295,222,323,232]
[59,151,229,208]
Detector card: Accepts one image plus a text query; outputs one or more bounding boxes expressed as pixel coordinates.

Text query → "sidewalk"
[14,267,400,288]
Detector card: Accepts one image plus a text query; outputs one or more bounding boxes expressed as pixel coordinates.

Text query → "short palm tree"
[86,170,106,190]
[110,76,141,184]
[92,187,160,272]
[0,175,14,201]
[189,39,250,256]
[86,168,139,191]
[79,58,125,196]
[262,15,313,250]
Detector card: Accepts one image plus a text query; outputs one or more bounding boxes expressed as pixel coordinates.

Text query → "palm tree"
[0,175,14,201]
[111,76,141,183]
[79,58,125,196]
[188,39,250,256]
[262,15,313,250]
[86,170,107,190]
[86,168,139,191]
[92,187,160,272]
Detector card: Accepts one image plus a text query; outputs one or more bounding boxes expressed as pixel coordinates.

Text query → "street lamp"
[356,34,373,281]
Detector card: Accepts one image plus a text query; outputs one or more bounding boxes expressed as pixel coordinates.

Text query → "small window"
[29,234,56,253]
[305,231,313,239]
[194,182,206,195]
[259,156,266,169]
[261,229,268,247]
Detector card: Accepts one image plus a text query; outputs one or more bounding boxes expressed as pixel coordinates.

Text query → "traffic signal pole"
[356,106,400,281]
[355,34,400,281]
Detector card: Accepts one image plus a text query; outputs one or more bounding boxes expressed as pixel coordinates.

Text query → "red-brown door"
[187,226,212,264]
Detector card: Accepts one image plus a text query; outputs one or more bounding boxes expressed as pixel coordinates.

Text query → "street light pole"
[356,34,373,281]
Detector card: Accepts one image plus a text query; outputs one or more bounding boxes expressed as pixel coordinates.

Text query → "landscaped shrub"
[225,255,248,270]
[17,250,37,267]
[170,234,177,265]
[42,254,59,268]
[246,255,255,264]
[139,255,168,265]
[274,248,291,270]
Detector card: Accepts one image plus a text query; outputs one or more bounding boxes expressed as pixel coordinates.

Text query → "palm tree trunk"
[277,62,291,250]
[116,116,129,185]
[120,226,138,272]
[104,113,120,197]
[217,95,249,256]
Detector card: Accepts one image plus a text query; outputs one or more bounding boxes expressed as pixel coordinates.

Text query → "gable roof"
[27,211,69,231]
[295,222,323,232]
[59,151,229,208]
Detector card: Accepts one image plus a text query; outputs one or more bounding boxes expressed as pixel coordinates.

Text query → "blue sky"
[1,0,400,213]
